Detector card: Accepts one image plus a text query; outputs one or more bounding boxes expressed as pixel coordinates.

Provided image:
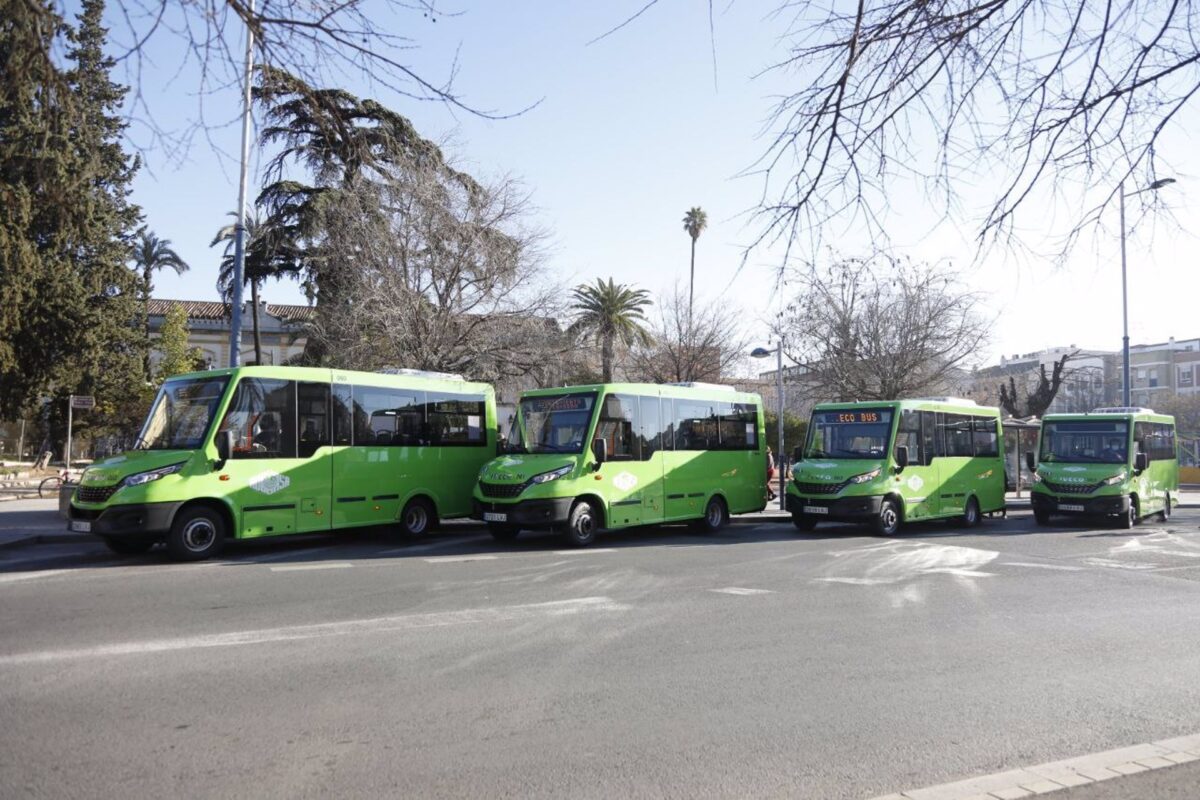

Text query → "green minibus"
[786,398,1007,535]
[68,366,497,560]
[1028,407,1178,528]
[471,382,768,546]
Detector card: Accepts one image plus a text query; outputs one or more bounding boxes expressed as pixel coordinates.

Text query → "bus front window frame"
[512,392,598,455]
[803,408,895,460]
[1039,420,1130,465]
[135,375,232,452]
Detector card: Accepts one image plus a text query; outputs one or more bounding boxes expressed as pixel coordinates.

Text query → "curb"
[0,533,94,551]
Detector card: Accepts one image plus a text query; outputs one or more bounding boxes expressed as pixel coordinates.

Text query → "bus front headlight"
[121,462,185,488]
[848,467,882,484]
[529,465,572,485]
[1101,472,1126,486]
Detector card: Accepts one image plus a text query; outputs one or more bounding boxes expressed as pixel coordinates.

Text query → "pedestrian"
[766,446,777,500]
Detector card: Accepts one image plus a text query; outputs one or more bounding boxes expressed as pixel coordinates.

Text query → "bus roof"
[521,382,762,403]
[812,398,1001,416]
[1043,409,1175,424]
[163,365,493,394]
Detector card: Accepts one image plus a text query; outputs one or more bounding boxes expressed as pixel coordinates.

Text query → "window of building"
[221,378,296,459]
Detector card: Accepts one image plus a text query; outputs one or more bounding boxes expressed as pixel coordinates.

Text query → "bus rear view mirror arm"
[1025,451,1036,472]
[215,430,233,471]
[591,437,607,467]
[893,445,909,471]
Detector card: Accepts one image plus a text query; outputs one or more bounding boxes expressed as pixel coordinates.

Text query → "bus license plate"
[70,520,91,533]
[483,512,507,522]
[803,506,829,515]
[1058,503,1085,512]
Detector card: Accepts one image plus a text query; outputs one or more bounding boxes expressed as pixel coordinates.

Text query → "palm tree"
[568,278,653,382]
[682,207,708,322]
[132,230,189,375]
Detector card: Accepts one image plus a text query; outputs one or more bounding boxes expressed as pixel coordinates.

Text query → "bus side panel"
[332,445,421,529]
[432,445,495,519]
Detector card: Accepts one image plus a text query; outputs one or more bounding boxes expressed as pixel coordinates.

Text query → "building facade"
[147,299,313,369]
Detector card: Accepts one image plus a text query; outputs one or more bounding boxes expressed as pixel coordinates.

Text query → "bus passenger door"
[594,394,643,527]
[292,382,334,533]
[638,396,666,524]
[896,410,939,520]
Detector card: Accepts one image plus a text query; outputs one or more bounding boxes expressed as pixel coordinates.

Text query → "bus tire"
[564,499,598,548]
[792,513,818,532]
[488,523,520,542]
[399,497,434,537]
[1034,508,1052,526]
[873,498,901,537]
[696,496,728,533]
[962,497,981,528]
[102,536,154,555]
[166,505,226,561]
[1119,496,1138,530]
[1161,492,1172,522]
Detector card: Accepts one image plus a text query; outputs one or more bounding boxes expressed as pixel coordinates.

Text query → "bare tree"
[779,255,987,401]
[303,163,567,384]
[998,353,1077,417]
[752,1,1196,262]
[630,283,750,383]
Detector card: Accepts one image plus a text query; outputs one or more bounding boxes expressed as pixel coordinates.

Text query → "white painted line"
[424,555,499,564]
[242,545,344,564]
[710,587,774,596]
[551,548,617,556]
[269,562,354,572]
[1001,562,1084,571]
[871,734,1200,800]
[0,569,72,585]
[0,596,630,666]
[377,537,485,556]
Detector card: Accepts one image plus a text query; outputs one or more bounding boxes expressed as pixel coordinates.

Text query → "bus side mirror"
[1025,451,1036,472]
[792,446,803,464]
[591,438,607,466]
[894,445,909,470]
[215,430,232,470]
[1135,452,1148,472]
[497,434,508,455]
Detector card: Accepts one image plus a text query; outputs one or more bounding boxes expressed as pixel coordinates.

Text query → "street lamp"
[751,341,786,511]
[1119,177,1175,406]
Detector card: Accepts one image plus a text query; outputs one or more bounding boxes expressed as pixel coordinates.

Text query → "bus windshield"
[804,408,894,459]
[1040,421,1129,464]
[135,376,231,451]
[512,393,597,454]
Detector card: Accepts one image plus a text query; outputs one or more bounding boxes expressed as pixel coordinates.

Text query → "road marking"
[0,596,630,666]
[269,562,354,572]
[376,537,486,556]
[424,555,499,563]
[0,568,72,585]
[552,548,617,555]
[868,733,1200,800]
[240,545,345,564]
[1001,562,1084,571]
[710,587,774,595]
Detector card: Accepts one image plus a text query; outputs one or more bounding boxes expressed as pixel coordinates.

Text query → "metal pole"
[65,396,73,470]
[228,0,255,368]
[1120,180,1130,406]
[776,343,785,511]
[17,419,24,462]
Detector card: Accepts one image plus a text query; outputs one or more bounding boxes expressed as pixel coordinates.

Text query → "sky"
[83,0,1200,370]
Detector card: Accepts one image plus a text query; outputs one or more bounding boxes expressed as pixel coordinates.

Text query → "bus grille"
[794,480,847,495]
[76,485,119,504]
[1043,480,1101,495]
[480,481,526,499]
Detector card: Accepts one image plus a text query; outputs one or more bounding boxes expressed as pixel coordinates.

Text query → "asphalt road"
[3,504,1200,799]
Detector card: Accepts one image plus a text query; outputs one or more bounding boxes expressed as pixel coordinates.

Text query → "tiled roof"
[147,299,314,323]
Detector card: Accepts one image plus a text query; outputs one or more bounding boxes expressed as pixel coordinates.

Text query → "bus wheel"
[697,497,728,533]
[962,497,981,528]
[1119,497,1138,530]
[1161,493,1172,522]
[564,500,598,548]
[792,513,818,532]
[166,505,226,561]
[873,498,901,537]
[1034,508,1051,526]
[400,498,434,537]
[489,524,520,542]
[102,537,154,555]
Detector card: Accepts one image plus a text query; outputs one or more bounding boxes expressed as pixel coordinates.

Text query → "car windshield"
[804,408,894,459]
[512,392,597,454]
[135,376,230,451]
[1040,420,1129,464]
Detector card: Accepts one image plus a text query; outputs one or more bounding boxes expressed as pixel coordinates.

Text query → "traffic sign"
[70,395,95,409]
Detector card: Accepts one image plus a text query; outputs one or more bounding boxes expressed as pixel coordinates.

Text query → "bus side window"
[1134,422,1152,462]
[333,384,353,445]
[597,394,638,460]
[972,415,999,457]
[897,410,923,465]
[920,411,938,463]
[297,382,331,458]
[222,378,296,459]
[660,399,674,451]
[639,396,661,459]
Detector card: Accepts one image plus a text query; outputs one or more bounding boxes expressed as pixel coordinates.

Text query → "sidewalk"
[0,499,89,551]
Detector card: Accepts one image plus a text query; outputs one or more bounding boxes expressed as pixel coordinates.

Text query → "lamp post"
[1119,177,1175,406]
[751,341,786,511]
[228,0,256,368]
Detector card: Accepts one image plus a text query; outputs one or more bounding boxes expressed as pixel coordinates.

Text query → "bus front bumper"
[786,493,883,521]
[67,501,182,540]
[1031,492,1129,516]
[472,498,574,528]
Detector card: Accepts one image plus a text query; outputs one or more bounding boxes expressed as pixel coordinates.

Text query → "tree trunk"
[250,280,263,365]
[143,266,153,379]
[689,237,696,325]
[601,331,614,383]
